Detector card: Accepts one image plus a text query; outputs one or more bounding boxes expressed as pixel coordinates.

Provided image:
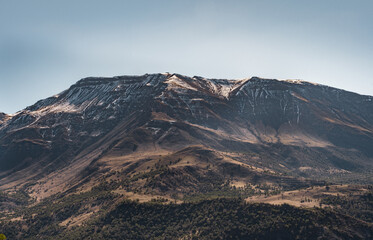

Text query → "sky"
[0,0,372,113]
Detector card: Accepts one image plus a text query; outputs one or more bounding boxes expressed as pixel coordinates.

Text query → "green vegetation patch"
[55,199,373,240]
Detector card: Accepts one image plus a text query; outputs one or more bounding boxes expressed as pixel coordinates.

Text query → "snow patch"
[90,130,102,137]
[165,75,198,91]
[283,79,320,86]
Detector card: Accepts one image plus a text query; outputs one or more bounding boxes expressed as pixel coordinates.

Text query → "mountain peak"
[1,72,373,206]
[68,73,329,99]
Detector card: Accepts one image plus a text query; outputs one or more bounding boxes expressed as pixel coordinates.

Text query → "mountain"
[1,73,373,239]
[1,73,373,201]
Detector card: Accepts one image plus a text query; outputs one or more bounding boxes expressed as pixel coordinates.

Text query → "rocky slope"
[1,73,373,199]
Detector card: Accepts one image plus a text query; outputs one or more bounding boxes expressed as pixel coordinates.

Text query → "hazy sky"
[1,0,372,113]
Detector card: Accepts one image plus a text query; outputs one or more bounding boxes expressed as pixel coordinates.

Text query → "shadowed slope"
[0,73,373,199]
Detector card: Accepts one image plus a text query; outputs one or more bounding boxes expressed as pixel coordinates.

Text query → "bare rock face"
[1,73,373,195]
[0,113,6,124]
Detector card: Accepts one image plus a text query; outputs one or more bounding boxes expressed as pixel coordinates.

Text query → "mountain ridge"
[1,73,373,201]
